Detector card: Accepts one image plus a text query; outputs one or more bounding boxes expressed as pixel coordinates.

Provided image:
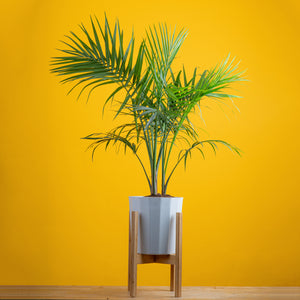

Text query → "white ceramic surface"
[129,196,183,255]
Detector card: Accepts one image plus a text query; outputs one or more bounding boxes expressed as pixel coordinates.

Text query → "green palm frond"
[51,15,147,109]
[51,15,246,196]
[164,140,242,191]
[144,24,188,89]
[83,129,151,190]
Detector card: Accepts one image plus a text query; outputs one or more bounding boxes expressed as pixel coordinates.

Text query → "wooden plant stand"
[128,211,182,297]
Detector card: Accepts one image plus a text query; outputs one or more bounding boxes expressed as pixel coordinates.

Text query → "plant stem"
[152,121,158,194]
[161,140,166,195]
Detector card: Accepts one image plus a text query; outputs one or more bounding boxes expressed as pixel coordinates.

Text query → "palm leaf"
[51,15,246,196]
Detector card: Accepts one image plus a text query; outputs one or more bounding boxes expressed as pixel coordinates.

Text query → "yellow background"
[1,0,300,286]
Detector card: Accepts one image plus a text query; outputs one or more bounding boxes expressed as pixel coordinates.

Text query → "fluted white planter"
[129,196,183,255]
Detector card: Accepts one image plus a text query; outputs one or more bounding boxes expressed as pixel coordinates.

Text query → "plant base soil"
[145,193,173,197]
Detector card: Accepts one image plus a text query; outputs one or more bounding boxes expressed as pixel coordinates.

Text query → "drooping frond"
[83,126,151,190]
[164,140,242,190]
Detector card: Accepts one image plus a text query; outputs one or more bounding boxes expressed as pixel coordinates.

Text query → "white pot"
[129,196,183,255]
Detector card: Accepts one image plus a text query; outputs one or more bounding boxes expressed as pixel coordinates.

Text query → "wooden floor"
[0,286,300,299]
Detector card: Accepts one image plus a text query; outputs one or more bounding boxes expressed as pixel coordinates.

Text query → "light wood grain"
[175,212,182,297]
[170,265,175,291]
[129,211,138,297]
[0,286,299,299]
[128,213,131,292]
[136,254,176,265]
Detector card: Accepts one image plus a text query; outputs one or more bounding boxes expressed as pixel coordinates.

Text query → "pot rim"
[129,195,183,199]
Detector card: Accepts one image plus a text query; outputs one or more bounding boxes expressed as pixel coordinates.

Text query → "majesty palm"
[51,15,244,196]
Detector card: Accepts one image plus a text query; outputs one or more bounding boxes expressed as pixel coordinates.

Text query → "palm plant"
[51,15,245,196]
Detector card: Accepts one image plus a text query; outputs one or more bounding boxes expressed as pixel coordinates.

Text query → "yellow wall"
[1,0,299,286]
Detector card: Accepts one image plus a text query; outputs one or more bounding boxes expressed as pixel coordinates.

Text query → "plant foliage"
[51,15,245,196]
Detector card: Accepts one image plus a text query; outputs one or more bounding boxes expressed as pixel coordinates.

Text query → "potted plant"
[51,15,244,255]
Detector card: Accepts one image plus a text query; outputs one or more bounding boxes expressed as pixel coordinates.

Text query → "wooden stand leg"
[130,211,138,297]
[128,214,131,291]
[170,264,175,291]
[175,212,182,297]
